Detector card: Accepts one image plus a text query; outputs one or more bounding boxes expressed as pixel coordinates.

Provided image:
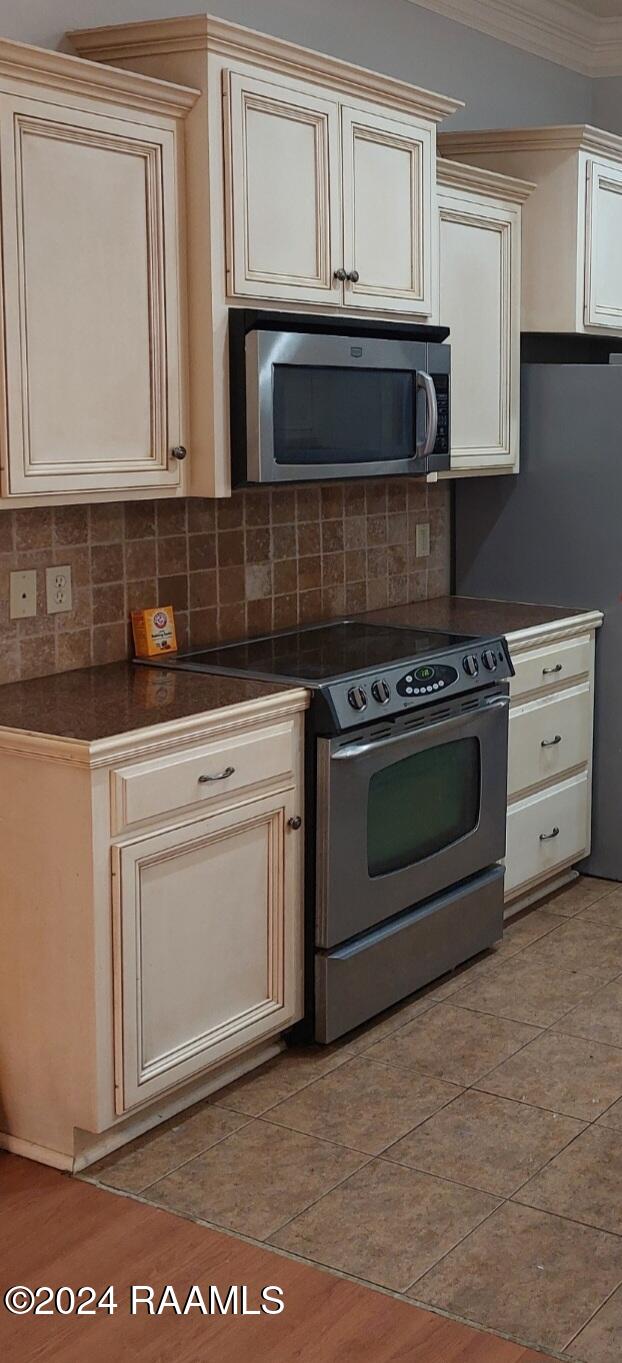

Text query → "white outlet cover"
[415,522,431,558]
[10,569,37,620]
[46,564,73,615]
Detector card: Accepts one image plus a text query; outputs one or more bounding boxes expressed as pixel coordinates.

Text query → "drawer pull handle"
[543,664,563,675]
[539,826,560,841]
[541,735,562,747]
[198,766,235,784]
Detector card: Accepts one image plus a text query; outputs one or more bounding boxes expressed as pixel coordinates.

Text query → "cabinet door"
[0,95,184,498]
[585,158,622,330]
[225,71,342,304]
[439,191,518,471]
[113,790,303,1112]
[342,106,433,315]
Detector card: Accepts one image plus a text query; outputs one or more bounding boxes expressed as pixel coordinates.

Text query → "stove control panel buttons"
[463,654,479,677]
[396,663,458,699]
[371,679,391,705]
[347,685,368,711]
[481,649,498,672]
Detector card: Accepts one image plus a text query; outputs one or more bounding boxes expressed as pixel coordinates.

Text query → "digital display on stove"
[396,662,459,698]
[182,622,475,683]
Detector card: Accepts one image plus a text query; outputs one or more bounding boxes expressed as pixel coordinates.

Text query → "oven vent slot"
[460,698,481,714]
[404,705,451,731]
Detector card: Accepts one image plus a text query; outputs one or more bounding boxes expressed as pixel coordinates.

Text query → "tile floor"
[84,874,622,1361]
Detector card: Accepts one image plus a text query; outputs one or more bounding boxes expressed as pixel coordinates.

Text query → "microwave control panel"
[432,373,450,455]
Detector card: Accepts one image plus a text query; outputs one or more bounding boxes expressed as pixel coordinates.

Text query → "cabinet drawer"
[111,722,296,831]
[508,685,591,798]
[510,636,591,700]
[505,772,589,899]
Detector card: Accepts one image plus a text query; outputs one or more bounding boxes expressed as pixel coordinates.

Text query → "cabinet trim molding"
[437,155,535,203]
[0,35,198,117]
[69,15,463,123]
[440,125,622,163]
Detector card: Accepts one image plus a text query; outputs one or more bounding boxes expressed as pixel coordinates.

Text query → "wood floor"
[0,1155,556,1362]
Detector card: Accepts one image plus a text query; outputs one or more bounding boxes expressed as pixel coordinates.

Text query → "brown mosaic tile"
[1,479,450,684]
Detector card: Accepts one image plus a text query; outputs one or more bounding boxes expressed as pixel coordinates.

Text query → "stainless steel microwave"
[229,311,451,484]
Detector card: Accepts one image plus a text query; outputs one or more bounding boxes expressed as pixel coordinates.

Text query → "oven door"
[245,330,449,481]
[316,689,509,949]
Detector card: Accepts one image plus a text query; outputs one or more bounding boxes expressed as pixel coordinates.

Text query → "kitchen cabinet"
[70,15,461,496]
[0,41,196,507]
[227,79,434,314]
[439,125,622,336]
[115,787,301,1112]
[437,159,533,474]
[0,683,307,1168]
[225,71,341,305]
[503,612,602,911]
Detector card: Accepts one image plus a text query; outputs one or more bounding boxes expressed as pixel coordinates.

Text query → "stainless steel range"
[143,619,513,1042]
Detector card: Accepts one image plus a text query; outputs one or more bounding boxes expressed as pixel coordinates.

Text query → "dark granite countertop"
[360,595,597,638]
[0,661,302,743]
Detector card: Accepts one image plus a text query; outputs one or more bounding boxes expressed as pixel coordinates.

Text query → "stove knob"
[463,654,479,677]
[347,685,368,711]
[371,679,391,705]
[482,649,498,672]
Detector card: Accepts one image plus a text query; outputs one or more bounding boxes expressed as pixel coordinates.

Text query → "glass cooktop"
[175,620,476,684]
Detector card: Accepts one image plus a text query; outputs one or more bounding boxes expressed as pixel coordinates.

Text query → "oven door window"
[367,737,481,877]
[273,364,415,465]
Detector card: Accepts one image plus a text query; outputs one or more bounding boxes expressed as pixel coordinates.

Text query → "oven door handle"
[332,694,510,761]
[416,371,438,458]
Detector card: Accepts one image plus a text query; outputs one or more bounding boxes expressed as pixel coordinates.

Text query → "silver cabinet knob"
[171,445,187,461]
[347,269,360,283]
[288,816,302,830]
[333,268,347,282]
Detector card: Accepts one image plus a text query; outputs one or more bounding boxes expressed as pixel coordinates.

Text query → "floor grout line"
[80,880,622,1363]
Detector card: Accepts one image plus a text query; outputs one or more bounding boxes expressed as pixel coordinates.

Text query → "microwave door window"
[367,737,481,877]
[272,365,415,465]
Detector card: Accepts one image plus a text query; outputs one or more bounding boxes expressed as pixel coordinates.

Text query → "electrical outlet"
[10,570,37,620]
[415,522,431,558]
[46,565,73,615]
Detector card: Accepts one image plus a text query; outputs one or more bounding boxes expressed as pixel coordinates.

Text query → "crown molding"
[0,33,198,116]
[69,13,464,123]
[439,123,622,162]
[406,0,622,78]
[437,154,536,199]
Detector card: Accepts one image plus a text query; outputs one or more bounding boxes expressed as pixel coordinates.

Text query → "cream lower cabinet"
[0,687,307,1169]
[503,613,602,911]
[437,159,533,475]
[115,788,301,1113]
[0,42,195,507]
[439,126,622,337]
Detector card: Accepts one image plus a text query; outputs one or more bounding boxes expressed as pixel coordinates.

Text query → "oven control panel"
[326,636,514,731]
[396,662,458,698]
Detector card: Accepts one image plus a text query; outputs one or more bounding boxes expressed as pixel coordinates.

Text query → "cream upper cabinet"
[342,107,433,315]
[70,16,461,496]
[437,160,532,475]
[439,125,622,337]
[225,71,342,305]
[225,73,436,315]
[115,786,303,1112]
[0,44,195,506]
[585,159,622,330]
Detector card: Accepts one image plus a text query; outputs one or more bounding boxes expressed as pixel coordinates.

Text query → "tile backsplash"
[0,479,450,685]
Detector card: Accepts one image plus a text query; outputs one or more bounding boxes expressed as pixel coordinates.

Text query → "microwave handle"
[416,371,438,458]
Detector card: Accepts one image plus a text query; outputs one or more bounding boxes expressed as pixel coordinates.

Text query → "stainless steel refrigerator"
[454,359,622,879]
